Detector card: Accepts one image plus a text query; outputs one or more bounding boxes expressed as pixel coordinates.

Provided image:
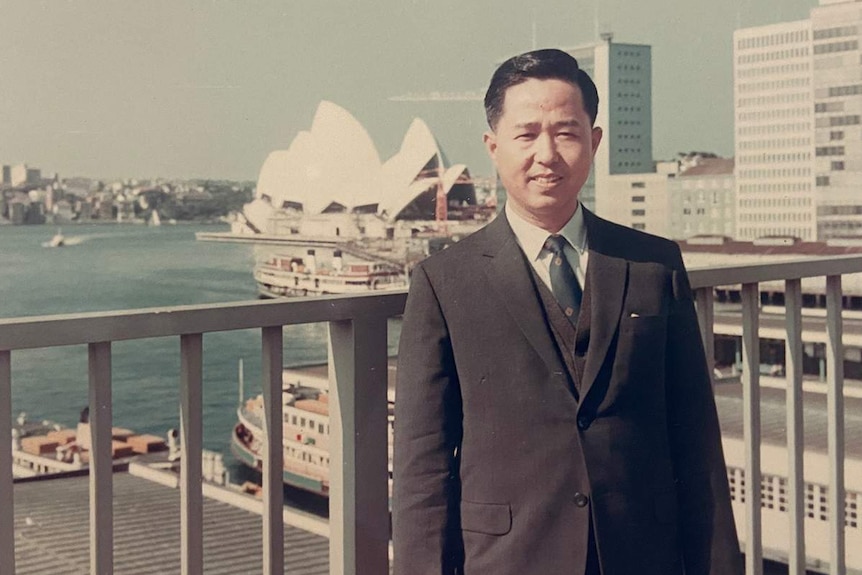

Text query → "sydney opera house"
[238,101,482,238]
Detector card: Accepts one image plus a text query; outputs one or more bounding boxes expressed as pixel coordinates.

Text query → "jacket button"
[577,416,591,430]
[573,493,589,507]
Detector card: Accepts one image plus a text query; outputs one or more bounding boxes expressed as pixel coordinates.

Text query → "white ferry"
[253,248,408,298]
[230,362,395,496]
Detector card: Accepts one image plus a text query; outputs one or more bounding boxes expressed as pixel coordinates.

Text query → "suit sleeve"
[393,263,464,575]
[665,247,743,575]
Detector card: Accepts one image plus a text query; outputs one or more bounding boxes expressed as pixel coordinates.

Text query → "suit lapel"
[480,215,567,377]
[578,212,629,403]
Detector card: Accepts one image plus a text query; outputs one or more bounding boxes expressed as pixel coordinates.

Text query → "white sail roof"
[248,101,474,227]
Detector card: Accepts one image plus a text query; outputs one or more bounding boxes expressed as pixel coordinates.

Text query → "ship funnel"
[306,249,317,274]
[333,249,343,272]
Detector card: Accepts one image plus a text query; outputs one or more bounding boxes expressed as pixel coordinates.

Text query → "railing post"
[740,283,762,575]
[695,287,716,381]
[825,275,845,575]
[784,279,805,575]
[88,342,113,575]
[261,326,284,575]
[180,333,204,575]
[0,350,14,575]
[328,315,390,575]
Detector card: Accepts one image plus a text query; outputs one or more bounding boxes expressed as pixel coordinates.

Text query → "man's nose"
[533,133,557,164]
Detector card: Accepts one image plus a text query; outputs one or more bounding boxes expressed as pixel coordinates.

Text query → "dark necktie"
[544,235,582,325]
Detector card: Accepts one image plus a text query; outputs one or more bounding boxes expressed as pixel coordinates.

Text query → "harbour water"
[0,223,357,466]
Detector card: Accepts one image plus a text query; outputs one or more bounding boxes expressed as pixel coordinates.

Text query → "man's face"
[484,78,602,232]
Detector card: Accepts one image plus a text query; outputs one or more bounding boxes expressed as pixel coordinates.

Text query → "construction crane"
[387,90,484,102]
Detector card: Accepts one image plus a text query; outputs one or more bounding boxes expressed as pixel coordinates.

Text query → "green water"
[0,223,333,457]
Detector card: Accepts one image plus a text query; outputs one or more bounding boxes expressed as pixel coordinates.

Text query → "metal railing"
[689,254,862,575]
[0,293,405,575]
[2,254,862,574]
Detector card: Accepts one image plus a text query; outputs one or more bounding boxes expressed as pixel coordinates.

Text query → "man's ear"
[590,126,603,157]
[483,131,497,161]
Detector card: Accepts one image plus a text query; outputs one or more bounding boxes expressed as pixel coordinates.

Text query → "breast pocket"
[620,313,668,334]
[615,314,669,385]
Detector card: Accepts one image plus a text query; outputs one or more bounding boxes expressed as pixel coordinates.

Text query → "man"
[393,49,742,575]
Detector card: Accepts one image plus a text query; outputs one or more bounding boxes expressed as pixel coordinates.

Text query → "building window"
[632,223,646,230]
[828,84,862,98]
[813,40,859,55]
[631,195,645,202]
[632,209,646,217]
[832,161,845,171]
[816,146,845,156]
[830,115,860,127]
[631,182,646,189]
[830,130,844,141]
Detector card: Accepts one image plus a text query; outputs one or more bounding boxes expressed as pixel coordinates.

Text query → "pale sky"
[0,0,817,181]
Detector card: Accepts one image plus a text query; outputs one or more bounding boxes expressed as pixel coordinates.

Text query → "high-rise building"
[562,35,653,216]
[810,0,862,237]
[734,0,862,241]
[733,19,814,241]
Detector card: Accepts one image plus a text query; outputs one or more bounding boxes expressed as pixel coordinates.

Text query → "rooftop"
[13,470,329,575]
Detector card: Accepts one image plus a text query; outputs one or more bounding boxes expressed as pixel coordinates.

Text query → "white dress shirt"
[505,201,589,293]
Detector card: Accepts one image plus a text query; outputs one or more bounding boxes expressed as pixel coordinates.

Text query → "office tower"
[811,0,862,237]
[563,35,653,216]
[735,0,862,241]
[733,19,814,241]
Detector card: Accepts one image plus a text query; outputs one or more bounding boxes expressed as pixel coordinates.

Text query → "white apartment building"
[10,164,41,187]
[810,0,862,237]
[604,161,679,237]
[733,19,815,241]
[603,156,735,240]
[563,35,653,217]
[668,158,736,240]
[735,0,862,241]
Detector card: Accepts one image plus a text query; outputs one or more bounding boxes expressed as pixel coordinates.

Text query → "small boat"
[46,229,65,247]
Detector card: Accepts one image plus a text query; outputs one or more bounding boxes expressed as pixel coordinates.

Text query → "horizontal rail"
[687,254,862,290]
[0,291,408,351]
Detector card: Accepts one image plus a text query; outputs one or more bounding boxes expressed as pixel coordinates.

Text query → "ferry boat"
[254,248,408,298]
[230,362,395,496]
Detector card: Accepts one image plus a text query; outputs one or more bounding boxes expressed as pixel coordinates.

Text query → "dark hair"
[484,48,599,130]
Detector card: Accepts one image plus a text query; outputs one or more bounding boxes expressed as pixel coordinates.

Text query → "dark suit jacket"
[393,208,742,575]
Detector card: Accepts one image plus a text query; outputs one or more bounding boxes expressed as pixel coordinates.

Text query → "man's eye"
[557,132,578,139]
[515,133,535,140]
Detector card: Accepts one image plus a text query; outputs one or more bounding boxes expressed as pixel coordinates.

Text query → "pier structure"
[3,255,862,573]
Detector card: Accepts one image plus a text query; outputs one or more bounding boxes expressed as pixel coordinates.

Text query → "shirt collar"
[505,201,588,262]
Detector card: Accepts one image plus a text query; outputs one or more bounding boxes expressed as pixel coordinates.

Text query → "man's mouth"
[530,174,563,186]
